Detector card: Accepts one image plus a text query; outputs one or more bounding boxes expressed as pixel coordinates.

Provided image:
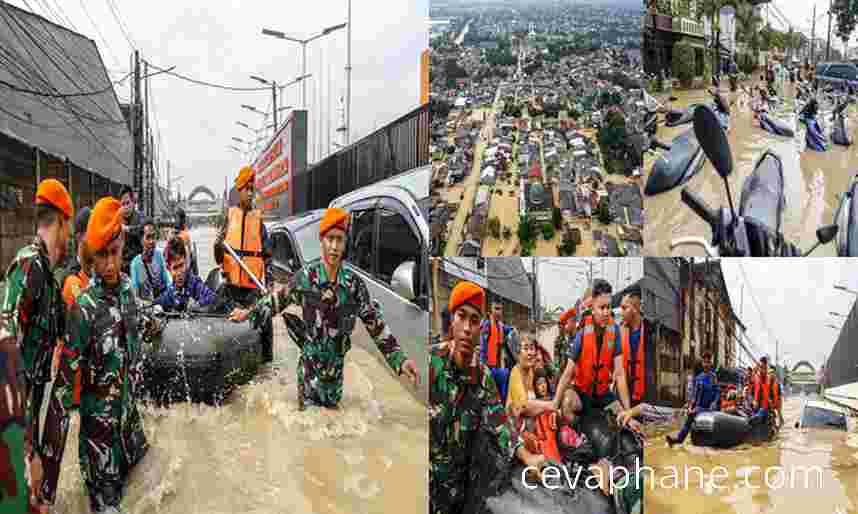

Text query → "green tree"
[488,217,501,238]
[833,0,858,44]
[734,2,762,70]
[542,223,555,240]
[552,207,562,229]
[672,39,696,87]
[558,230,577,256]
[597,197,612,224]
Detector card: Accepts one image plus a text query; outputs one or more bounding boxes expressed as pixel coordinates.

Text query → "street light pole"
[346,0,352,144]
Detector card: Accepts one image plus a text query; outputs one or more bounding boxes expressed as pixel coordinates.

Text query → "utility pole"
[346,0,352,145]
[532,257,539,324]
[144,59,151,217]
[826,0,833,61]
[272,81,278,132]
[812,5,817,66]
[133,51,142,207]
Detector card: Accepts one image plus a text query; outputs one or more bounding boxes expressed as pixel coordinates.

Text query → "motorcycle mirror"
[693,105,733,179]
[817,224,838,245]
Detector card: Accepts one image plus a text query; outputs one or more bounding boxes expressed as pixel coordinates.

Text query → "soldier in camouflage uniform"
[48,197,152,513]
[0,179,74,512]
[229,207,419,409]
[430,281,522,514]
[1,328,27,513]
[553,307,578,385]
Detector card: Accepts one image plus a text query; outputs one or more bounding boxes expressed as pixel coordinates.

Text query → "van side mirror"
[391,261,417,301]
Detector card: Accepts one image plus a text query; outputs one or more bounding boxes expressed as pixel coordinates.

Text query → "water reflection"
[645,397,858,514]
[644,83,857,257]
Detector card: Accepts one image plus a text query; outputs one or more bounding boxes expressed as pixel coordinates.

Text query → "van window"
[348,208,376,274]
[376,207,421,287]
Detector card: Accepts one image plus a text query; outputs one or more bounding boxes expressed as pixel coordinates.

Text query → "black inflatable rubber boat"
[644,128,705,196]
[474,411,643,514]
[141,313,264,405]
[690,411,771,449]
[140,269,266,405]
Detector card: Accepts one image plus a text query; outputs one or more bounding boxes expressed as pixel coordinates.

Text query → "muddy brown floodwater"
[645,396,858,514]
[49,226,428,514]
[644,82,858,257]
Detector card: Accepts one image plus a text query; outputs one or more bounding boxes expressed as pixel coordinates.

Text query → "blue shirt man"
[156,237,217,312]
[130,220,171,301]
[667,352,720,446]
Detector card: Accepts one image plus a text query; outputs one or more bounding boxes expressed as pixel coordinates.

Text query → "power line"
[104,0,136,51]
[0,70,132,97]
[77,0,121,69]
[441,257,533,280]
[736,260,779,359]
[146,61,272,92]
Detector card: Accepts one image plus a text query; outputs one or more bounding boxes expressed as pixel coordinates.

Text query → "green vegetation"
[558,230,578,256]
[596,197,612,225]
[503,226,512,240]
[489,216,501,238]
[542,223,555,241]
[672,39,695,88]
[552,207,562,230]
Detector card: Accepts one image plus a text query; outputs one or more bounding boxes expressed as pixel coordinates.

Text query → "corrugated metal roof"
[0,1,133,184]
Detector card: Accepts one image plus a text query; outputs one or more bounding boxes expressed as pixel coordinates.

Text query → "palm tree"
[697,0,729,78]
[733,1,762,70]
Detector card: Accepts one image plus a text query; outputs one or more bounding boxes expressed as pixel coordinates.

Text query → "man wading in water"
[229,207,420,409]
[50,197,155,513]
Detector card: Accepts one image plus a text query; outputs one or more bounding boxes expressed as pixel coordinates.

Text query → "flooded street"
[645,396,858,514]
[644,83,858,256]
[51,226,428,514]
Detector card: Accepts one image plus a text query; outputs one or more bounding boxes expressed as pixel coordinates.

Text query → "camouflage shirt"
[47,274,149,510]
[0,336,26,512]
[251,259,407,408]
[0,237,66,508]
[429,342,519,514]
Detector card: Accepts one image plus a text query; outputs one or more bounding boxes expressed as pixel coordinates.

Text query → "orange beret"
[86,197,123,252]
[235,166,254,190]
[35,179,73,219]
[559,307,577,325]
[448,281,484,316]
[319,208,350,238]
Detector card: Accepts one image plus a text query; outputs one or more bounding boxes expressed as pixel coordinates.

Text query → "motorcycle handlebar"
[681,189,718,230]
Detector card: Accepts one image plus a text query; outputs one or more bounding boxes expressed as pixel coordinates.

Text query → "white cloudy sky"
[765,0,858,49]
[3,0,427,196]
[522,258,645,312]
[719,259,858,371]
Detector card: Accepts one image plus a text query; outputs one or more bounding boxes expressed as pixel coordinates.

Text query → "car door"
[340,195,429,405]
[269,229,300,283]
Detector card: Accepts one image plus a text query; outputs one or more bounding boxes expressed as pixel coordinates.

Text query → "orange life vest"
[621,322,645,402]
[771,378,780,407]
[755,375,771,409]
[487,321,502,368]
[534,412,562,463]
[61,271,89,407]
[223,207,265,289]
[574,315,617,397]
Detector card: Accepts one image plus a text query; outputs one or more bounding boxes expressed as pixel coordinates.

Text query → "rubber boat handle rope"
[222,241,269,296]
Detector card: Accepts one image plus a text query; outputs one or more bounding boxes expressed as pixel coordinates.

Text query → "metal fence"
[826,299,858,388]
[0,131,128,272]
[292,104,430,214]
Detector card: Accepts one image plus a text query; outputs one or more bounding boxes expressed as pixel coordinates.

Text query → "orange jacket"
[574,315,618,397]
[223,207,264,289]
[621,322,645,402]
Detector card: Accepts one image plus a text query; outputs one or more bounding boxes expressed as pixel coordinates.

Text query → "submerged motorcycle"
[831,94,854,146]
[644,89,728,196]
[669,105,839,257]
[799,98,829,152]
